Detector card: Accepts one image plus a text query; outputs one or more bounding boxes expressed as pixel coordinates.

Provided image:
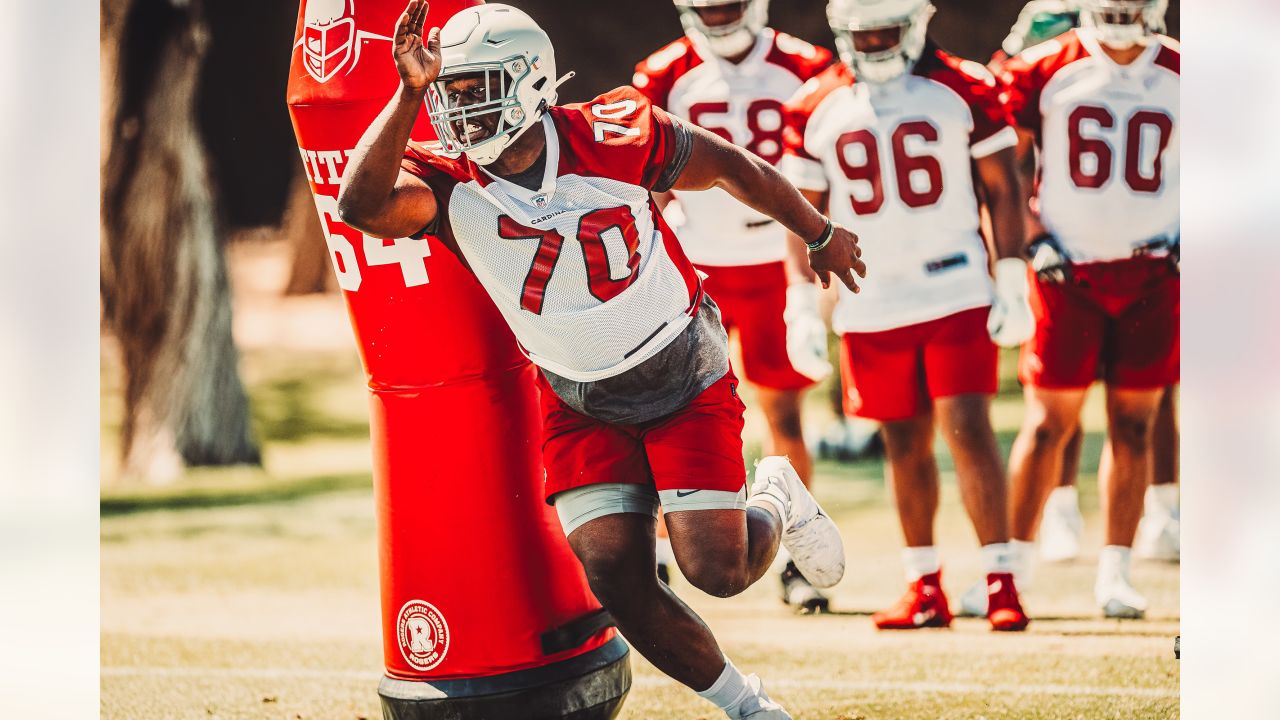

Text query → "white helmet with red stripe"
[673,0,771,58]
[827,0,935,83]
[1077,0,1161,48]
[423,4,571,165]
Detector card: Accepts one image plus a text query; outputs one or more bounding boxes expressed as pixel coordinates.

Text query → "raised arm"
[671,125,866,293]
[337,0,440,239]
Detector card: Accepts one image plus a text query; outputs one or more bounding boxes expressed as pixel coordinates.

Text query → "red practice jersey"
[400,87,701,382]
[781,44,1017,333]
[633,29,832,266]
[1001,29,1179,262]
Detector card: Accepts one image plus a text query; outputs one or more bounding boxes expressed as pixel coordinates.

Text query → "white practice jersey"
[633,29,832,266]
[781,44,1018,333]
[401,87,703,382]
[1002,29,1179,262]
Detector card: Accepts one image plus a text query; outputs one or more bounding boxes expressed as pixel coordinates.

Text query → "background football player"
[339,3,864,717]
[632,0,837,612]
[992,0,1180,569]
[780,0,1035,632]
[999,0,1179,618]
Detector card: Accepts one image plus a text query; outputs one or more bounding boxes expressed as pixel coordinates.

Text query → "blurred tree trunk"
[283,170,333,296]
[101,0,260,483]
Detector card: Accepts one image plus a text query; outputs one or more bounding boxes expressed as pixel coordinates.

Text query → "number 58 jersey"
[1001,29,1179,262]
[633,29,832,266]
[780,44,1018,333]
[400,87,702,383]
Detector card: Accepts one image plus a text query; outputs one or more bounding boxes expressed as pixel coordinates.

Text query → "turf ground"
[100,241,1179,719]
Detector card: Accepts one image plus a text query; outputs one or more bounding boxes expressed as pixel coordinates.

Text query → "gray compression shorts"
[552,483,748,537]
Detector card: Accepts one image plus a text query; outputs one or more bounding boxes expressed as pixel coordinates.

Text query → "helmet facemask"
[829,2,934,84]
[674,0,770,58]
[1079,0,1158,49]
[425,57,539,166]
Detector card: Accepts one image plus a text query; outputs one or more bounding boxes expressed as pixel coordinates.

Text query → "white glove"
[784,283,834,382]
[987,258,1036,347]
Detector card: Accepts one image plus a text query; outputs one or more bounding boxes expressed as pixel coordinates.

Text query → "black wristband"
[806,218,834,252]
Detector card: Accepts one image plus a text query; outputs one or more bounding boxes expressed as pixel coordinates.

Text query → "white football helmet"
[1077,0,1160,48]
[673,0,771,58]
[827,0,935,83]
[1000,0,1080,57]
[424,4,570,165]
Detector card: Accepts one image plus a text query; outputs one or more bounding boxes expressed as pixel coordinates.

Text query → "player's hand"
[783,283,834,382]
[395,0,442,93]
[1026,232,1071,284]
[987,258,1036,347]
[809,223,866,293]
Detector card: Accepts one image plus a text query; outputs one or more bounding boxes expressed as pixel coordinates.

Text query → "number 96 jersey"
[400,87,702,383]
[780,43,1018,333]
[633,29,832,267]
[1001,29,1179,263]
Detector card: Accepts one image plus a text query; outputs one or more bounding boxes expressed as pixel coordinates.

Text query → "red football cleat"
[872,571,953,630]
[986,572,1030,632]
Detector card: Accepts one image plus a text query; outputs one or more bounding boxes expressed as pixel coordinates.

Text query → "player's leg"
[872,412,956,629]
[838,324,950,629]
[1040,425,1086,562]
[1008,387,1089,548]
[925,307,1027,630]
[560,499,787,718]
[1008,270,1104,579]
[646,372,845,594]
[1136,384,1180,560]
[1094,386,1162,617]
[1097,260,1179,611]
[731,260,832,611]
[756,388,811,482]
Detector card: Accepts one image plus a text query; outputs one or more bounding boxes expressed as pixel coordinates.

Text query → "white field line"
[101,666,1177,699]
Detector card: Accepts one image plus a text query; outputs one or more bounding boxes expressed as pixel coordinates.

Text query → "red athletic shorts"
[1019,257,1179,390]
[537,368,747,502]
[838,306,998,422]
[696,261,815,391]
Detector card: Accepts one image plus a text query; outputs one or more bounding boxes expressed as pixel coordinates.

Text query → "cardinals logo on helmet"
[296,0,392,84]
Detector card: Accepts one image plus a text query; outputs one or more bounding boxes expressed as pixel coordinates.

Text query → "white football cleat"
[751,456,845,588]
[1040,486,1083,563]
[1134,485,1180,562]
[1096,555,1148,619]
[956,579,988,618]
[729,674,792,720]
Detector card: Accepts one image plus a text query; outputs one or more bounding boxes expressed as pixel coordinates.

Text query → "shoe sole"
[783,512,845,588]
[1101,600,1146,619]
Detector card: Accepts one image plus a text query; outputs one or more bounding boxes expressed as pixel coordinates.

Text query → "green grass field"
[101,330,1178,719]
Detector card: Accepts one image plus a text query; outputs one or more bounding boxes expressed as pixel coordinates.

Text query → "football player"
[986,0,1179,571]
[1000,0,1179,618]
[632,0,836,612]
[780,0,1034,632]
[339,4,863,717]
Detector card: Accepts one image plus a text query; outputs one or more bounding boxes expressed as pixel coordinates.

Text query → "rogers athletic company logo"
[397,600,450,671]
[295,0,392,84]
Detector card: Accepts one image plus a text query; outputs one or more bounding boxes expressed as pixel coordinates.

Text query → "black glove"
[1025,232,1072,284]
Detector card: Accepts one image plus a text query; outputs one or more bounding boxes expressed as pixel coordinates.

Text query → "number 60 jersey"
[1001,29,1179,262]
[400,87,702,383]
[780,43,1018,333]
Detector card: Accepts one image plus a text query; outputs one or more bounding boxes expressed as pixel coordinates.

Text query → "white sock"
[981,543,1016,575]
[1047,485,1079,511]
[747,493,787,525]
[697,657,752,712]
[655,536,675,566]
[901,546,940,582]
[1010,539,1036,589]
[1146,484,1179,515]
[1098,545,1132,582]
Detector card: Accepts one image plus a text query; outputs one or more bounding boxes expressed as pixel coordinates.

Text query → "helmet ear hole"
[532,77,547,91]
